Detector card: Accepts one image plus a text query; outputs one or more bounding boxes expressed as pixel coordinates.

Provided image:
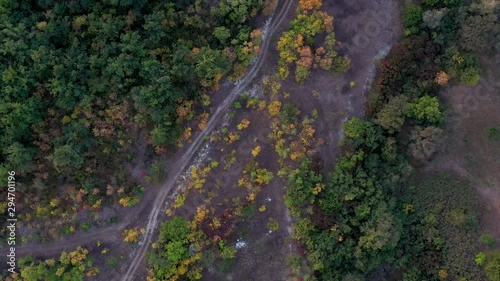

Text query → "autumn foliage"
[277,0,348,83]
[435,71,450,85]
[299,0,323,11]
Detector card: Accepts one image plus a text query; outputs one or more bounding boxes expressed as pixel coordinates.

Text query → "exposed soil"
[182,108,291,281]
[424,53,500,238]
[281,0,403,173]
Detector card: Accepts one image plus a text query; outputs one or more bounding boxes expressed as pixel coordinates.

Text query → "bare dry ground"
[282,0,403,173]
[425,54,500,238]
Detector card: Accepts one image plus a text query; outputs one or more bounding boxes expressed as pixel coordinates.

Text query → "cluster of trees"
[398,175,484,280]
[277,0,350,84]
[148,216,203,280]
[400,0,499,86]
[149,204,244,279]
[5,246,97,280]
[286,125,486,280]
[0,0,268,228]
[286,119,411,280]
[261,76,321,169]
[284,0,497,280]
[410,0,500,53]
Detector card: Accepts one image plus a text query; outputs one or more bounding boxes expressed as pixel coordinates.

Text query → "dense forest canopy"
[0,0,265,219]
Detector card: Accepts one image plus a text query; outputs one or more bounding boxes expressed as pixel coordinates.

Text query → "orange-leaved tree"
[299,0,323,11]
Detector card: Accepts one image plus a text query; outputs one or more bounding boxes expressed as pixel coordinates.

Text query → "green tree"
[160,216,190,242]
[0,0,18,13]
[408,96,443,124]
[403,4,423,32]
[485,251,500,281]
[423,0,441,7]
[343,117,384,150]
[219,240,237,260]
[422,8,448,29]
[214,0,263,26]
[332,56,351,73]
[214,26,231,44]
[0,99,43,146]
[423,0,461,8]
[480,233,496,248]
[150,126,169,146]
[285,158,323,208]
[193,47,230,87]
[343,117,372,140]
[51,143,84,171]
[295,64,310,84]
[149,160,166,183]
[375,96,409,134]
[358,207,400,252]
[166,240,189,262]
[343,273,365,281]
[4,142,35,171]
[324,32,337,52]
[459,2,500,53]
[149,216,195,280]
[460,67,480,86]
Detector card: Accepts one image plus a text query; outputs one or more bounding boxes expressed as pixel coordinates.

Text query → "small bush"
[80,222,92,232]
[107,256,118,268]
[480,233,496,248]
[286,254,302,269]
[461,67,480,86]
[475,252,486,265]
[122,227,145,243]
[241,205,255,219]
[485,251,500,281]
[332,56,351,73]
[267,218,279,231]
[219,240,237,260]
[149,160,166,183]
[487,127,500,142]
